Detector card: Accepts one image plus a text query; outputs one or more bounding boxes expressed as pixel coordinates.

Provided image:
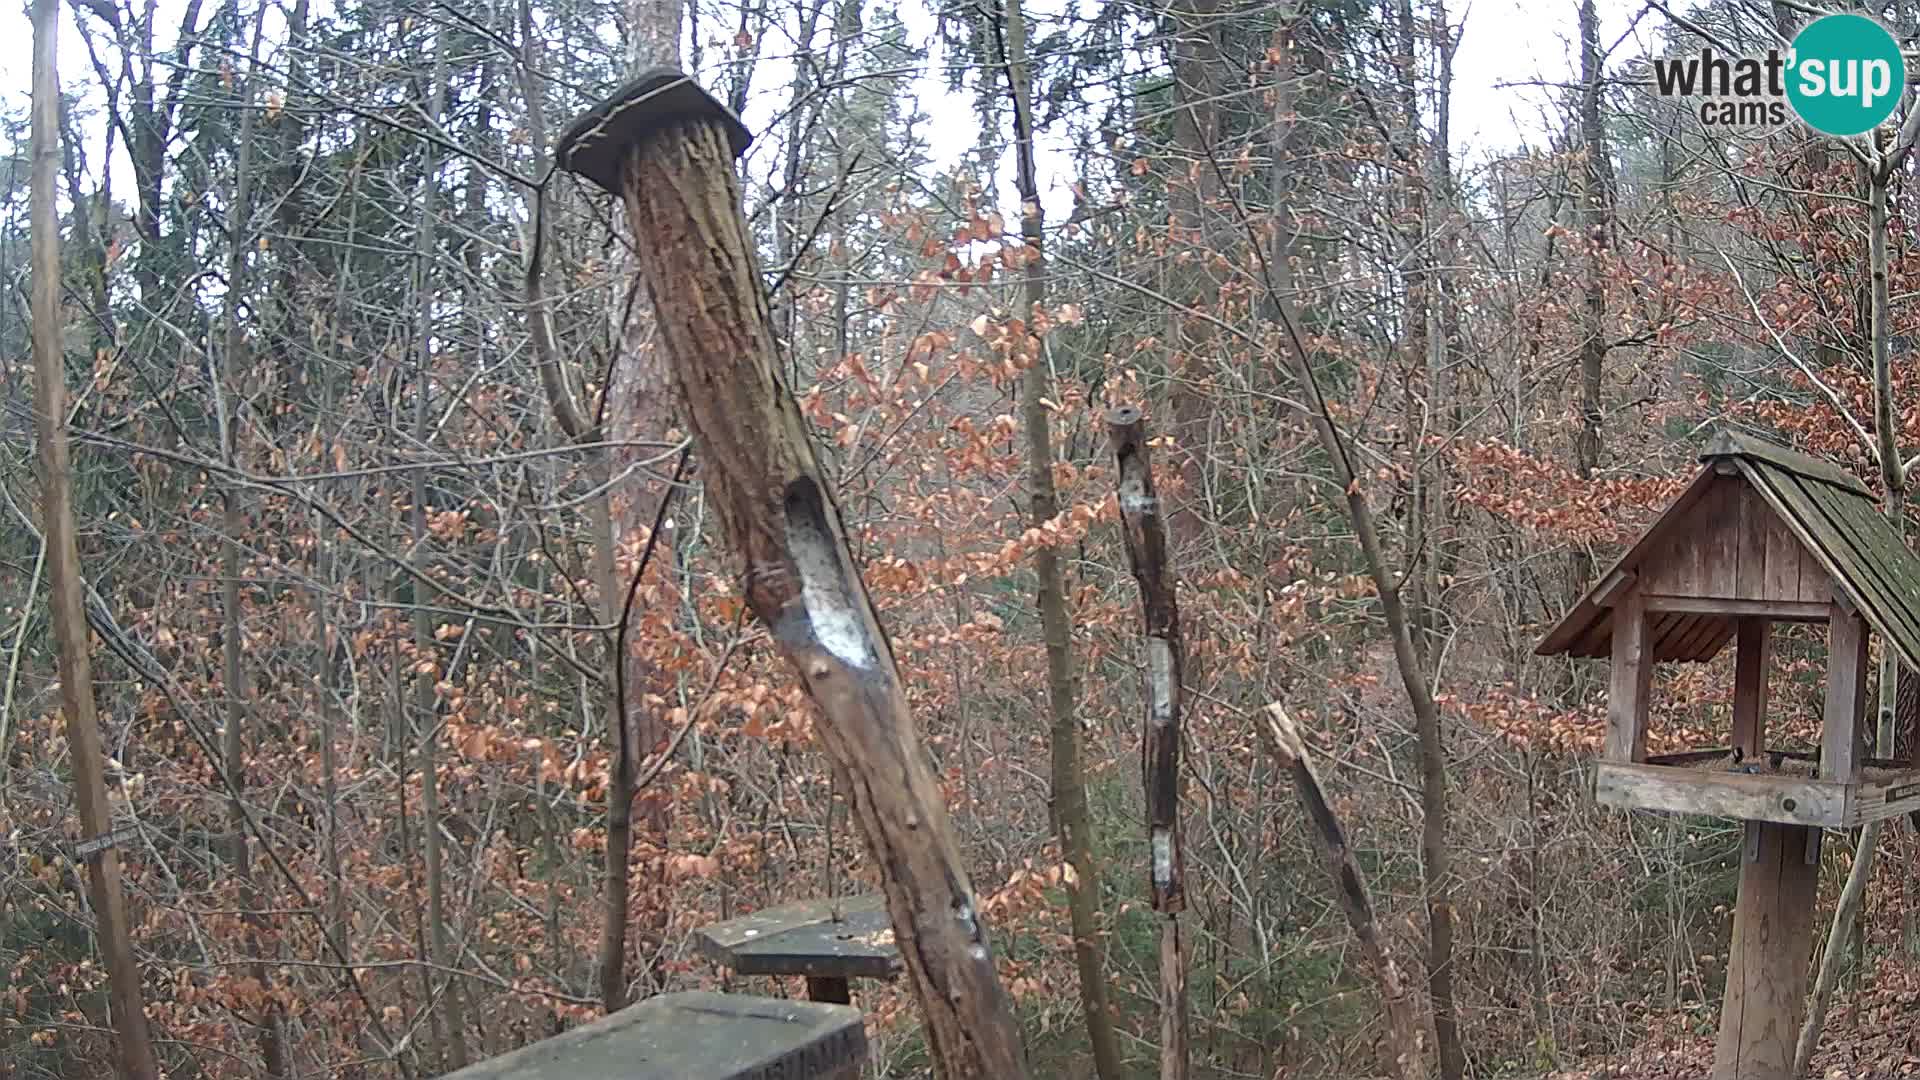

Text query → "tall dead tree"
[1108,408,1190,1080]
[555,71,1032,1079]
[30,0,160,1075]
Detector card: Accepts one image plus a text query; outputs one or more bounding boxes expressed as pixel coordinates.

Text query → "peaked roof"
[1536,430,1920,672]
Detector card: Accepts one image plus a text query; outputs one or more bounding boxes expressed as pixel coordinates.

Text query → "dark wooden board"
[697,895,903,980]
[439,991,866,1080]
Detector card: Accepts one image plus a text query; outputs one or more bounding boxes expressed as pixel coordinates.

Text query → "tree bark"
[998,2,1122,1076]
[607,105,1032,1079]
[1108,408,1190,1080]
[30,1,160,1074]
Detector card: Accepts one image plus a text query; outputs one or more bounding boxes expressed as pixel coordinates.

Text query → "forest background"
[8,0,1920,1077]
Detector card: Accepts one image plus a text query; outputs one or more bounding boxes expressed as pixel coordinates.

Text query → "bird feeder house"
[1538,431,1920,824]
[1538,430,1920,1079]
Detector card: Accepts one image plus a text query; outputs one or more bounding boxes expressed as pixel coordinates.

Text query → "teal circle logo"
[1787,14,1905,137]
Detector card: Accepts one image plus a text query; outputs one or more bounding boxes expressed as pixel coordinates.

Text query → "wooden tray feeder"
[440,991,867,1079]
[1537,430,1920,1079]
[695,894,903,1005]
[1538,430,1920,824]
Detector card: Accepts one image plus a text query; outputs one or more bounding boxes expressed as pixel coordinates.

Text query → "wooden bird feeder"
[695,894,903,1005]
[440,991,867,1080]
[1538,430,1920,1079]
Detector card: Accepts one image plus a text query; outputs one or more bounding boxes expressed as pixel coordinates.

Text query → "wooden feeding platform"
[439,991,866,1079]
[1537,430,1920,1080]
[695,894,903,1005]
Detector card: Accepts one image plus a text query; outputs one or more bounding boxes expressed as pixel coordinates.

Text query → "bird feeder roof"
[1536,430,1920,671]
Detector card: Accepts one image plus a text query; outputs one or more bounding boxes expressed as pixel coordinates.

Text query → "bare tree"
[29,0,159,1074]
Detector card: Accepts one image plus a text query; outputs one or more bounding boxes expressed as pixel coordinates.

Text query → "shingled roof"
[1536,430,1920,672]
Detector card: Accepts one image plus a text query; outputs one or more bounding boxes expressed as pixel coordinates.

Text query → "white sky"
[0,0,1654,230]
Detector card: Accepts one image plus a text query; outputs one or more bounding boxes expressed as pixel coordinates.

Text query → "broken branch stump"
[1259,704,1427,1080]
[555,69,1031,1080]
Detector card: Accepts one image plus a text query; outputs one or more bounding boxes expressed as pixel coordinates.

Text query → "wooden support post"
[1823,604,1869,783]
[555,71,1031,1080]
[1108,407,1190,1080]
[1732,618,1769,761]
[806,977,852,1005]
[1713,823,1819,1080]
[1606,590,1653,763]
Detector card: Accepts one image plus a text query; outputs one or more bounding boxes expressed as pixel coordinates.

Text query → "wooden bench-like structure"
[1537,430,1920,1080]
[438,992,867,1079]
[695,894,903,1004]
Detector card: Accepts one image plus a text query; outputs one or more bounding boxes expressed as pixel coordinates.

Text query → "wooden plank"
[1760,501,1807,603]
[1593,763,1846,827]
[1537,466,1723,657]
[1735,483,1769,600]
[1649,611,1697,661]
[1704,479,1739,597]
[1592,568,1637,608]
[1822,603,1869,783]
[1712,823,1819,1079]
[1703,429,1872,496]
[1732,618,1769,760]
[1641,596,1829,621]
[1744,466,1920,657]
[1675,614,1731,662]
[1607,591,1652,763]
[441,991,868,1080]
[696,895,901,981]
[1796,475,1920,672]
[1847,771,1920,825]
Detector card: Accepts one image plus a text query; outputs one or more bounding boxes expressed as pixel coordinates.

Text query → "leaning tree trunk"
[998,1,1123,1076]
[556,74,1032,1079]
[1260,705,1426,1080]
[30,1,160,1075]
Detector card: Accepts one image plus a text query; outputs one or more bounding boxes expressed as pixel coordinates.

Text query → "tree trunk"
[1796,146,1907,1073]
[581,86,1032,1079]
[30,2,160,1074]
[216,17,286,1073]
[411,30,469,1071]
[1571,0,1615,608]
[1108,409,1190,1080]
[999,2,1122,1076]
[1260,271,1452,1080]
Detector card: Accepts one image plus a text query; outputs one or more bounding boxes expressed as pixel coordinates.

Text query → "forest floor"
[1547,953,1920,1079]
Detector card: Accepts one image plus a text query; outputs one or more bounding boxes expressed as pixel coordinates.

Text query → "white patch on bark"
[1147,636,1174,727]
[1118,466,1158,517]
[1151,827,1174,890]
[783,479,876,671]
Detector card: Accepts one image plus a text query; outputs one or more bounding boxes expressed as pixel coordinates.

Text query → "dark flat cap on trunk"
[555,67,751,194]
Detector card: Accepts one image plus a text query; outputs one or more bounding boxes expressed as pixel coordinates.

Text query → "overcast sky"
[0,0,1656,224]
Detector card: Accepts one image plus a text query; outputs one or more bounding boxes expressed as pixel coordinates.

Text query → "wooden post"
[1606,590,1652,762]
[555,71,1031,1080]
[1732,618,1769,760]
[1823,604,1868,782]
[1713,822,1819,1080]
[1108,408,1190,1080]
